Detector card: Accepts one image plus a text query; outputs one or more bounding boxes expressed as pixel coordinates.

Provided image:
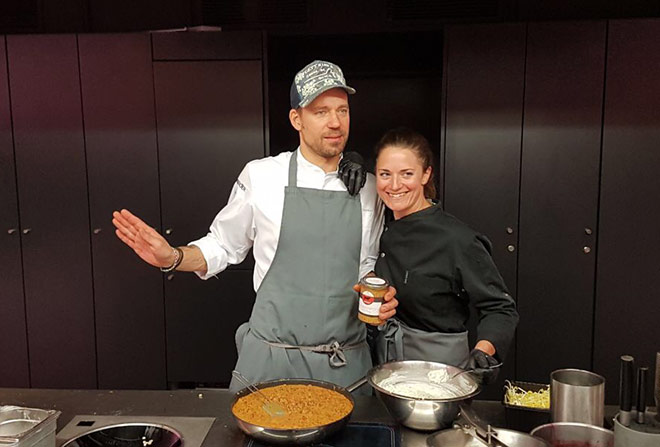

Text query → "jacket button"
[380,252,386,258]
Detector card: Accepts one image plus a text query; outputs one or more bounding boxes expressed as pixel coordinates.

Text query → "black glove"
[338,151,367,196]
[467,349,500,385]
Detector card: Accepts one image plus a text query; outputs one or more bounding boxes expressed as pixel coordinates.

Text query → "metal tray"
[0,405,60,447]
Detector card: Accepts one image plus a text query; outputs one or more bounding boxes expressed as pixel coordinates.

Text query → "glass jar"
[358,276,388,325]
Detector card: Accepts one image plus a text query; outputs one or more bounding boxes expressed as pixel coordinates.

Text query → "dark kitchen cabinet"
[516,21,605,382]
[443,21,607,388]
[79,33,166,389]
[153,39,264,384]
[0,35,30,388]
[443,23,526,398]
[594,19,660,404]
[164,270,255,384]
[443,23,526,301]
[7,34,96,388]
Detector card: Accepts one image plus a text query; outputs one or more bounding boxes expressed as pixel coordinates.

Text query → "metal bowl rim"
[530,421,615,436]
[550,368,606,385]
[367,360,482,402]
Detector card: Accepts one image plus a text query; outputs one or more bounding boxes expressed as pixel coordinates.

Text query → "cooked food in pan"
[232,384,353,429]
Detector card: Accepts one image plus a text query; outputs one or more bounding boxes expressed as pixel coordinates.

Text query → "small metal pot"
[367,360,481,431]
[230,377,364,446]
[428,427,551,447]
[531,422,614,447]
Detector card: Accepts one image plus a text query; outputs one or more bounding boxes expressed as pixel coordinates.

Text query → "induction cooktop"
[56,415,215,447]
[244,423,400,447]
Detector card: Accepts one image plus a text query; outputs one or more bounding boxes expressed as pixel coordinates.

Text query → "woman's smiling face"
[376,145,432,220]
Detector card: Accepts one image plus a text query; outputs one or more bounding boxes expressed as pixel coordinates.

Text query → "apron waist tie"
[378,318,404,362]
[261,339,366,367]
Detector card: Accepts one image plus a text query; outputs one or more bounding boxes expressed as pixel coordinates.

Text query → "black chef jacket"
[374,204,519,359]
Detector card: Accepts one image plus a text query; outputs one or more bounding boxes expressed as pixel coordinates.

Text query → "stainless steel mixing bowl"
[367,360,481,431]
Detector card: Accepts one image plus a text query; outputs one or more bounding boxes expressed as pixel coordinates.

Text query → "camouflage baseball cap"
[290,60,356,109]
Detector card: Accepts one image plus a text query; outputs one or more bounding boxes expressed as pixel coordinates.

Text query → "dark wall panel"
[7,34,96,388]
[0,35,30,387]
[595,19,660,404]
[517,21,605,381]
[154,59,264,383]
[89,0,192,33]
[349,76,441,171]
[443,23,526,296]
[443,23,526,398]
[79,33,166,389]
[152,31,262,61]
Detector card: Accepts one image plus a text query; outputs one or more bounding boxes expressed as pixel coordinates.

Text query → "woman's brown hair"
[374,127,437,199]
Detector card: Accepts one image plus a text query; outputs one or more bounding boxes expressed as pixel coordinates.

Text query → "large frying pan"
[230,377,368,446]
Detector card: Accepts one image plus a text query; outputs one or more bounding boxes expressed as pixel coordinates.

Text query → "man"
[113,60,398,391]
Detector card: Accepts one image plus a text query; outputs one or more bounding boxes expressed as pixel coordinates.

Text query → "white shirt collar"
[296,146,340,175]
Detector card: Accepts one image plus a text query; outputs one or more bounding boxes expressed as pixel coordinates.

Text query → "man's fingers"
[113,218,136,241]
[112,212,133,231]
[115,229,136,249]
[120,209,151,230]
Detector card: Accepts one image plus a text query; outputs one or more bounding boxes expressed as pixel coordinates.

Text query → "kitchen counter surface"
[0,387,621,447]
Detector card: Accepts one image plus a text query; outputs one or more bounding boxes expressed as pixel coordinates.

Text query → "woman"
[370,127,519,384]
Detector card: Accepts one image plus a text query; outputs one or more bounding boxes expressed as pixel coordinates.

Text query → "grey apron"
[375,317,470,368]
[229,151,372,392]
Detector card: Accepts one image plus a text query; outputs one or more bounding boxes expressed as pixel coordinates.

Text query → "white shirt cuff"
[188,237,228,280]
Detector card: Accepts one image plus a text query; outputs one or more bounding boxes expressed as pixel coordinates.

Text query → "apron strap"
[288,150,298,188]
[261,339,367,367]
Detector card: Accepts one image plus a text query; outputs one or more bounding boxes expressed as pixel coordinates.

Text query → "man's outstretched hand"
[112,209,174,268]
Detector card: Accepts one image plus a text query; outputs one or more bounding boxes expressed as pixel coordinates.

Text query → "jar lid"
[361,276,388,289]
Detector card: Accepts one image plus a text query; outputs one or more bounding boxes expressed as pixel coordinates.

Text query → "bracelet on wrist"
[160,247,184,273]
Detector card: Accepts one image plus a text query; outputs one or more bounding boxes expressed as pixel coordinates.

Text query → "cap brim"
[299,84,356,108]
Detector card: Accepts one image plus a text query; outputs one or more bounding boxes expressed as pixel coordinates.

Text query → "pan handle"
[345,375,368,393]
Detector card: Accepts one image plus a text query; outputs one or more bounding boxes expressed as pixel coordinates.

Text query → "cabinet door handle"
[8,228,18,235]
[22,228,32,235]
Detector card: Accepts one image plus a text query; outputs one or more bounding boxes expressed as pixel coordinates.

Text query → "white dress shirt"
[190,149,384,291]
